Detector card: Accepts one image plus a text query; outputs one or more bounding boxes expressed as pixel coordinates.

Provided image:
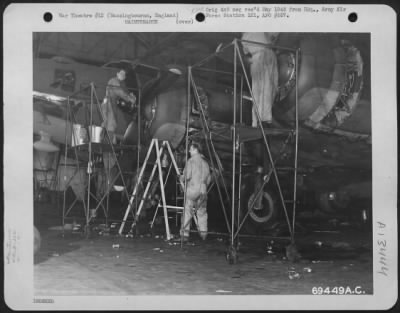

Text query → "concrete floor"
[34,197,373,296]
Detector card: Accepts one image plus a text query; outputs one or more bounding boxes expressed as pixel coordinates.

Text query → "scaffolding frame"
[61,82,135,236]
[188,38,300,261]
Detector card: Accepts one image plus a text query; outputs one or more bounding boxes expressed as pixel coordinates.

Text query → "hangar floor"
[34,197,373,296]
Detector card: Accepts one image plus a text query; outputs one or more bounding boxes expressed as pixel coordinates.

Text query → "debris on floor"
[110,223,119,229]
[266,241,274,254]
[48,224,72,231]
[331,241,351,249]
[72,224,82,233]
[33,227,373,296]
[312,260,334,264]
[288,270,301,280]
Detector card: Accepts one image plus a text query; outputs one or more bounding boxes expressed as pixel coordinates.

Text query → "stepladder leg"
[120,139,186,240]
[118,139,157,235]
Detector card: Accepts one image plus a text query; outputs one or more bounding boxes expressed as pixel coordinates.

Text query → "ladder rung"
[276,167,296,171]
[157,205,184,210]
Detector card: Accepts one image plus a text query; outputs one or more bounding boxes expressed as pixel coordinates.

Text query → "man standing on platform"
[97,68,136,198]
[241,32,279,128]
[179,141,212,242]
[101,68,136,144]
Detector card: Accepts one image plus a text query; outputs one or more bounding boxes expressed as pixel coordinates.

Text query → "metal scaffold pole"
[62,91,89,235]
[62,97,70,235]
[189,73,232,234]
[234,41,293,240]
[181,67,192,248]
[186,37,300,263]
[135,73,142,225]
[85,83,94,235]
[291,48,300,243]
[231,39,238,251]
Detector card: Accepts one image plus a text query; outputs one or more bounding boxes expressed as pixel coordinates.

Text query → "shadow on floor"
[34,230,83,265]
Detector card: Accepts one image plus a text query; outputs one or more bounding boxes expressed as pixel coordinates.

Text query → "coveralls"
[97,76,136,197]
[241,32,279,127]
[180,153,212,240]
[101,76,136,141]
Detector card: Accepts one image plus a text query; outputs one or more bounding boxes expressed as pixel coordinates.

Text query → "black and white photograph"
[3,3,397,311]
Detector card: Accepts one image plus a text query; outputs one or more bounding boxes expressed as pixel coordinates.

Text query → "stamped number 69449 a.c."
[312,286,364,295]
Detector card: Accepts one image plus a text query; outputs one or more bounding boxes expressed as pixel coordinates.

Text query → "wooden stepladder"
[118,139,185,240]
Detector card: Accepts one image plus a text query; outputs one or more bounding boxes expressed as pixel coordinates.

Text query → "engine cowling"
[137,33,368,148]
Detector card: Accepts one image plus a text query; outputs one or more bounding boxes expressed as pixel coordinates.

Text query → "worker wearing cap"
[180,141,212,241]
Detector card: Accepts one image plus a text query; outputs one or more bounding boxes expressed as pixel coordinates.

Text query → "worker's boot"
[199,231,207,241]
[262,121,273,128]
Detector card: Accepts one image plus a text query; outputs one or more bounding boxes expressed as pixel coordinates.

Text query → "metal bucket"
[71,124,88,147]
[89,125,104,143]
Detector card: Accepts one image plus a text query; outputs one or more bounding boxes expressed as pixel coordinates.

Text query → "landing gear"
[242,189,278,234]
[248,190,277,224]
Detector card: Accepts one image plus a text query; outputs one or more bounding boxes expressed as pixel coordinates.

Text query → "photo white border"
[3,3,398,310]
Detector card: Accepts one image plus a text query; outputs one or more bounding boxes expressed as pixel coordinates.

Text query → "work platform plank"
[63,143,138,164]
[209,123,293,143]
[71,143,138,154]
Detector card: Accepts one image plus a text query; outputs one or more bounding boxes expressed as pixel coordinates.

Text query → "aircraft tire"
[240,186,279,234]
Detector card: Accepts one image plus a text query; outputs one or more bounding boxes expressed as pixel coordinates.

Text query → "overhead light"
[33,91,66,103]
[168,68,183,75]
[33,131,59,152]
[113,185,125,192]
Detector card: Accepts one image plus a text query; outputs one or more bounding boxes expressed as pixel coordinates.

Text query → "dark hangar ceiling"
[33,32,241,68]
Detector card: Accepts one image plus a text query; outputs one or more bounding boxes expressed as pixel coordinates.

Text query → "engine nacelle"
[135,33,369,148]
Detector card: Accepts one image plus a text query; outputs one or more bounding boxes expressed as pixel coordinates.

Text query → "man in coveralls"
[241,32,279,127]
[101,68,136,143]
[180,141,212,242]
[97,68,136,198]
